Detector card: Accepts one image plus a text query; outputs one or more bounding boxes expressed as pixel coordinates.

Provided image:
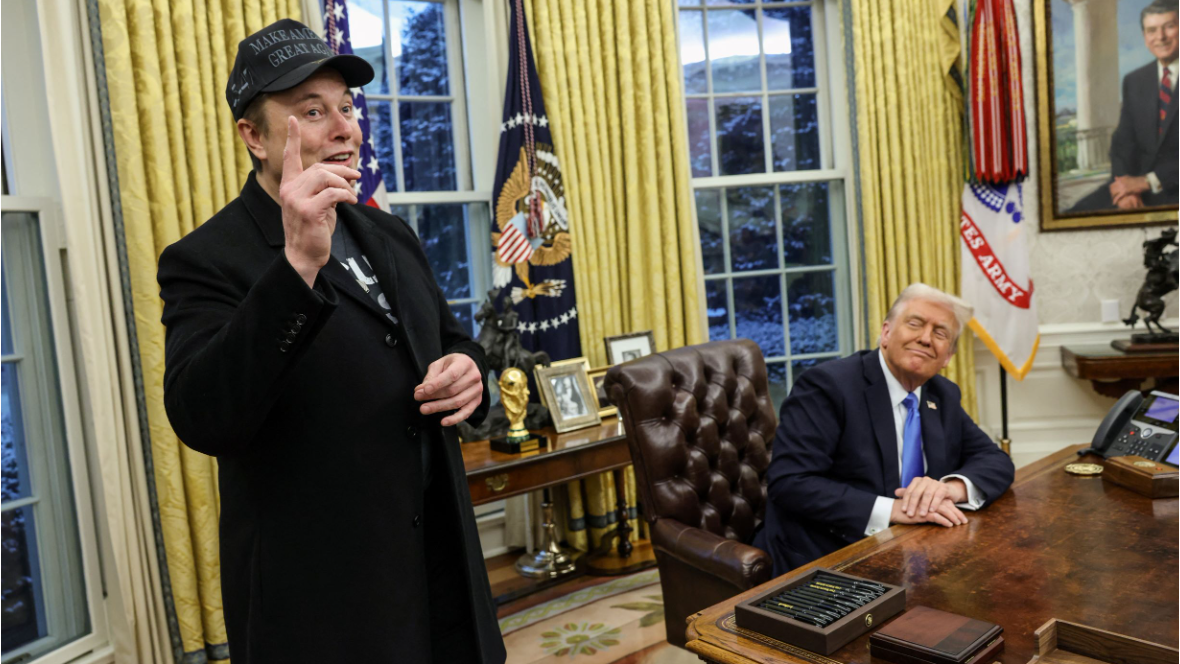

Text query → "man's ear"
[879,320,892,349]
[236,118,267,162]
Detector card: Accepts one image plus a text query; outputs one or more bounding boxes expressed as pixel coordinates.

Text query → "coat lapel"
[864,350,901,493]
[920,390,946,479]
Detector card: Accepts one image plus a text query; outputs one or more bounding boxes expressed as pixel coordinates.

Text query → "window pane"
[715,96,765,175]
[696,189,724,274]
[417,203,471,299]
[679,10,707,95]
[734,275,784,357]
[769,93,820,172]
[787,271,838,355]
[2,271,12,354]
[390,0,449,97]
[1,507,45,654]
[707,10,761,93]
[347,0,390,95]
[686,99,712,177]
[764,6,816,90]
[727,186,775,272]
[679,0,702,5]
[370,101,400,192]
[399,101,456,191]
[705,279,730,341]
[389,204,411,224]
[780,182,832,267]
[707,0,754,6]
[450,303,475,338]
[2,364,31,501]
[767,361,787,412]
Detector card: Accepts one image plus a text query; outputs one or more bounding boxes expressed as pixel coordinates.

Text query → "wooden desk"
[686,445,1179,663]
[462,418,629,506]
[1061,344,1178,398]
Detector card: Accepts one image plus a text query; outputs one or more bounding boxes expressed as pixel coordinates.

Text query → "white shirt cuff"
[865,496,894,536]
[941,474,984,510]
[1146,172,1163,194]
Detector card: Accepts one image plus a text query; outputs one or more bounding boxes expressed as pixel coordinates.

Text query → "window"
[677,0,855,406]
[0,200,102,664]
[346,0,494,334]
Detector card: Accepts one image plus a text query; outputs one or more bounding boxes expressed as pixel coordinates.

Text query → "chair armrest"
[652,518,773,590]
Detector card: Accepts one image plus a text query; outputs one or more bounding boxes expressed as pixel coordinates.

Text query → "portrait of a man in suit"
[1068,0,1178,212]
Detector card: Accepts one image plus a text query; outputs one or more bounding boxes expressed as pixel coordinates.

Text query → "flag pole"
[999,366,1011,456]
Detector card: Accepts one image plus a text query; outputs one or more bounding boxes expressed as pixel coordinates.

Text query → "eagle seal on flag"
[491,0,580,359]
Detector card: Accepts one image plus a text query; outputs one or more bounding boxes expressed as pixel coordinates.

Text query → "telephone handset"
[1082,390,1180,467]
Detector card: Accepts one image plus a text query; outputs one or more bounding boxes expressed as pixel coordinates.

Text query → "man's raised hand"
[279,116,361,286]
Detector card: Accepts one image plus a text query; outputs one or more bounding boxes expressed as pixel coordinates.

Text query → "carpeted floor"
[498,570,697,664]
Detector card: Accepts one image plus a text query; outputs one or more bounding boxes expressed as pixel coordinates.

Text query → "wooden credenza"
[686,445,1179,663]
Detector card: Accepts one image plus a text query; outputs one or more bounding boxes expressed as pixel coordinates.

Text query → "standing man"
[754,284,1015,575]
[158,19,505,664]
[1071,0,1178,212]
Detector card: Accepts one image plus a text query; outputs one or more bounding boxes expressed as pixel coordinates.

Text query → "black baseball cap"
[226,18,374,121]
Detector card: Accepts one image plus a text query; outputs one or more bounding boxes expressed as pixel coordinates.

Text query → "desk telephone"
[1082,390,1179,466]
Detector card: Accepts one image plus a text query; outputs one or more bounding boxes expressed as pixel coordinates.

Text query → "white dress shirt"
[1146,59,1178,194]
[864,351,985,536]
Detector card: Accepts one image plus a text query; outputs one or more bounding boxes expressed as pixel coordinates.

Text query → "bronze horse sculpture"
[1124,228,1178,339]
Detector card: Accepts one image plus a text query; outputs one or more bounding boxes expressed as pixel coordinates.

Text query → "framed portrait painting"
[1035,0,1178,230]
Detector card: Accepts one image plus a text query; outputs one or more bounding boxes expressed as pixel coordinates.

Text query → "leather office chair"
[603,339,777,647]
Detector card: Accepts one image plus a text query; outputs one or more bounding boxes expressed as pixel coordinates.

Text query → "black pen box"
[734,567,906,655]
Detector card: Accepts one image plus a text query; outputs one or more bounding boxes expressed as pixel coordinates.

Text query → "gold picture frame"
[534,361,602,433]
[603,330,656,365]
[1033,0,1177,230]
[547,358,617,419]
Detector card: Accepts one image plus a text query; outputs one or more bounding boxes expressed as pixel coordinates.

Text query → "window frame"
[677,0,861,390]
[0,196,109,664]
[360,0,496,323]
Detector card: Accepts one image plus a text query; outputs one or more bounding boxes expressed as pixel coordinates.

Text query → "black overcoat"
[158,173,506,664]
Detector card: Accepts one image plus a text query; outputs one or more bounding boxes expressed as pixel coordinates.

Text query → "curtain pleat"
[524,0,703,550]
[94,1,299,661]
[851,0,977,416]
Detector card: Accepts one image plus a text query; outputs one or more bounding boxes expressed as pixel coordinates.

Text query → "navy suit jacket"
[753,350,1014,575]
[1110,61,1178,204]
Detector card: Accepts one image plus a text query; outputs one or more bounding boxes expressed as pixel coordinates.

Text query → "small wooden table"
[462,418,631,505]
[1061,344,1178,398]
[685,445,1179,663]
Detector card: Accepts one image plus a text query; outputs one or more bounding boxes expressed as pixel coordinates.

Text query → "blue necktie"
[901,393,924,488]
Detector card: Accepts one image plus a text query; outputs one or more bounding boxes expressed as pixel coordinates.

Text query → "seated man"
[755,284,1015,574]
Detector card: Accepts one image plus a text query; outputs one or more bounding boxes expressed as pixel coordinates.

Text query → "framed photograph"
[534,362,602,433]
[604,330,656,365]
[587,366,617,419]
[1034,0,1178,230]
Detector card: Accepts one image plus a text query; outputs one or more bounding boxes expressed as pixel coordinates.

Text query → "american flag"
[322,0,389,211]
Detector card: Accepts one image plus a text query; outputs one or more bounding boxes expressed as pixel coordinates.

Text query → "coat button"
[412,514,421,528]
[385,333,397,347]
[295,313,307,324]
[406,426,418,439]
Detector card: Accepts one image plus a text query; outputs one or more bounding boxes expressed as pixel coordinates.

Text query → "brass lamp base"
[514,502,577,579]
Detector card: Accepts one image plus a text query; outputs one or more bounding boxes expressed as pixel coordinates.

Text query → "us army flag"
[960,182,1039,379]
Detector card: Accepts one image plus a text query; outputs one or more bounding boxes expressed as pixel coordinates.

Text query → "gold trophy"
[490,367,542,454]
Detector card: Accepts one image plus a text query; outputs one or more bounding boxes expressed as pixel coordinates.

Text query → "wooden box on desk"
[1102,456,1178,498]
[1029,618,1178,664]
[733,567,905,655]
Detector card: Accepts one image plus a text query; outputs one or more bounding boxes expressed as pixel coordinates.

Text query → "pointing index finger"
[282,116,303,183]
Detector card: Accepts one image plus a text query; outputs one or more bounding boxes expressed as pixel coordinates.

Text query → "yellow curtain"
[95,0,301,661]
[851,0,978,417]
[522,0,704,550]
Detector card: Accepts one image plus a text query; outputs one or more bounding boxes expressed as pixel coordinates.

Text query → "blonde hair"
[882,283,974,347]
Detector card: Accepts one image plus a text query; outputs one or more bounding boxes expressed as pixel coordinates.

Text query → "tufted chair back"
[604,339,778,647]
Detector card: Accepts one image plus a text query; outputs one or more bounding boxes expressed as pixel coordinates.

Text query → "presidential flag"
[491,0,580,360]
[323,0,389,211]
[960,182,1039,379]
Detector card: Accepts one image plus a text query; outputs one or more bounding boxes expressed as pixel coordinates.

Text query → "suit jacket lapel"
[864,350,901,493]
[920,390,946,479]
